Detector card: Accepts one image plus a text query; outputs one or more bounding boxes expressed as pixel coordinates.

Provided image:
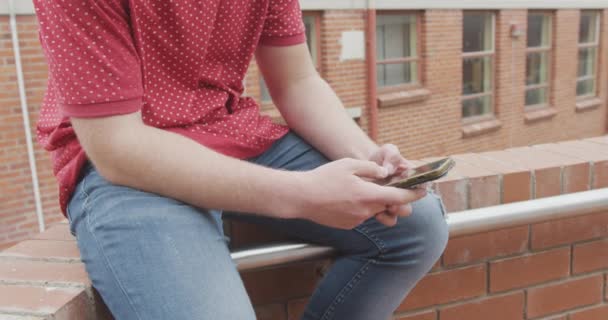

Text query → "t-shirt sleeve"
[259,0,306,46]
[34,0,143,118]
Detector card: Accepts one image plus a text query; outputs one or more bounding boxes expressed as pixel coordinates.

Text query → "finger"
[382,150,403,176]
[375,211,398,227]
[371,185,427,206]
[350,160,389,180]
[387,204,413,217]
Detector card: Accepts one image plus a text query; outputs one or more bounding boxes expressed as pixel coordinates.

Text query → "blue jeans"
[67,132,449,320]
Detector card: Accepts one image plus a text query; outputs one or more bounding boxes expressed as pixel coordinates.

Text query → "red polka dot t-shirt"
[33,0,306,216]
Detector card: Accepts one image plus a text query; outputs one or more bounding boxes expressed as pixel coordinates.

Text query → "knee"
[381,193,449,268]
[417,192,450,262]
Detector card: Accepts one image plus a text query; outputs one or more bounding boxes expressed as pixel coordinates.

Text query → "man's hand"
[369,144,429,226]
[289,158,427,230]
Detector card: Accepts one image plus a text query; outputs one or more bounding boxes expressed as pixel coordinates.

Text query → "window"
[525,12,552,107]
[261,14,320,103]
[462,12,495,119]
[577,11,600,98]
[375,13,419,88]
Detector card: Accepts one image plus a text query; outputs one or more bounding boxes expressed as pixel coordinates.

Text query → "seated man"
[33,0,449,319]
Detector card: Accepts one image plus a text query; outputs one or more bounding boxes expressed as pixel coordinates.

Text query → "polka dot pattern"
[32,0,306,216]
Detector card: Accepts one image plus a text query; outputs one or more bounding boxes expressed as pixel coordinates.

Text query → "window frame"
[576,10,601,100]
[461,11,496,123]
[525,11,553,110]
[375,10,424,94]
[260,11,323,105]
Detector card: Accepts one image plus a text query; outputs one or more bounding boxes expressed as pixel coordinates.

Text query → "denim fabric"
[67,132,449,320]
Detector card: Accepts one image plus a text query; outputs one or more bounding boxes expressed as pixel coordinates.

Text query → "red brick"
[254,304,287,320]
[527,275,603,318]
[489,247,570,292]
[569,304,608,320]
[592,160,608,189]
[394,310,436,320]
[434,177,467,213]
[397,264,486,312]
[483,149,563,199]
[229,221,291,248]
[30,224,74,241]
[0,284,90,319]
[439,291,524,320]
[531,212,608,250]
[0,259,90,286]
[454,153,532,203]
[242,261,324,305]
[532,143,594,193]
[562,162,591,194]
[443,226,529,266]
[445,159,501,209]
[0,240,80,262]
[573,239,608,274]
[287,298,308,320]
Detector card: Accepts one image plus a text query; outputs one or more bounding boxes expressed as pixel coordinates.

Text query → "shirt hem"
[60,97,143,118]
[259,33,306,47]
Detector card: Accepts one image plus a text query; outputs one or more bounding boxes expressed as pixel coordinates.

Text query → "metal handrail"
[232,188,608,271]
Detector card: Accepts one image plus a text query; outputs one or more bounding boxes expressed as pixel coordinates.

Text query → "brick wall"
[1,136,607,319]
[1,8,607,253]
[0,15,62,250]
[372,9,608,157]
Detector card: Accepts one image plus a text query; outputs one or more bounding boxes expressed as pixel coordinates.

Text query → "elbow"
[70,112,144,186]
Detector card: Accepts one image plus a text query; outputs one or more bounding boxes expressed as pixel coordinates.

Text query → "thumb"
[382,158,396,176]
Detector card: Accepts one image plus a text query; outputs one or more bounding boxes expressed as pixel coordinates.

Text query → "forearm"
[275,75,378,161]
[74,113,301,218]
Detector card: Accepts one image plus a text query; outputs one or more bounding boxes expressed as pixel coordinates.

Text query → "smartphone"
[386,157,455,189]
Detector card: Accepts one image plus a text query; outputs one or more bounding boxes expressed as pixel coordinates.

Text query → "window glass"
[376,14,418,87]
[463,13,494,53]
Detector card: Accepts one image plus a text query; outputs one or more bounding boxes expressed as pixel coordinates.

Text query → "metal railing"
[232,188,608,271]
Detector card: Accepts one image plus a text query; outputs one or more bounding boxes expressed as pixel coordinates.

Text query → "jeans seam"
[428,190,448,217]
[319,260,374,320]
[80,174,92,220]
[83,181,144,320]
[354,225,387,256]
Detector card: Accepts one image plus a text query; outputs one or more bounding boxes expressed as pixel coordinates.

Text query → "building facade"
[249,3,608,158]
[0,1,607,247]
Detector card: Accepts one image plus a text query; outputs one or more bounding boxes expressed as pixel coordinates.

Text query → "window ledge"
[576,98,602,112]
[524,106,557,124]
[377,88,431,108]
[462,118,502,139]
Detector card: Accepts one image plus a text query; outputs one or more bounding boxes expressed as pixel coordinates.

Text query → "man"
[33,0,449,319]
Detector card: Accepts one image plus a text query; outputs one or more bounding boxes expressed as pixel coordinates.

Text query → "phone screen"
[386,158,454,188]
[408,159,449,179]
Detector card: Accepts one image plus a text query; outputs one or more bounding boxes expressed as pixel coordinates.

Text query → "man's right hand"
[288,159,427,230]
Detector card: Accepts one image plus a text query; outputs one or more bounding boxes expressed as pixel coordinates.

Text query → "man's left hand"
[368,144,427,226]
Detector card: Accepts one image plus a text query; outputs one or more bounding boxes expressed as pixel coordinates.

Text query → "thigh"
[67,164,256,320]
